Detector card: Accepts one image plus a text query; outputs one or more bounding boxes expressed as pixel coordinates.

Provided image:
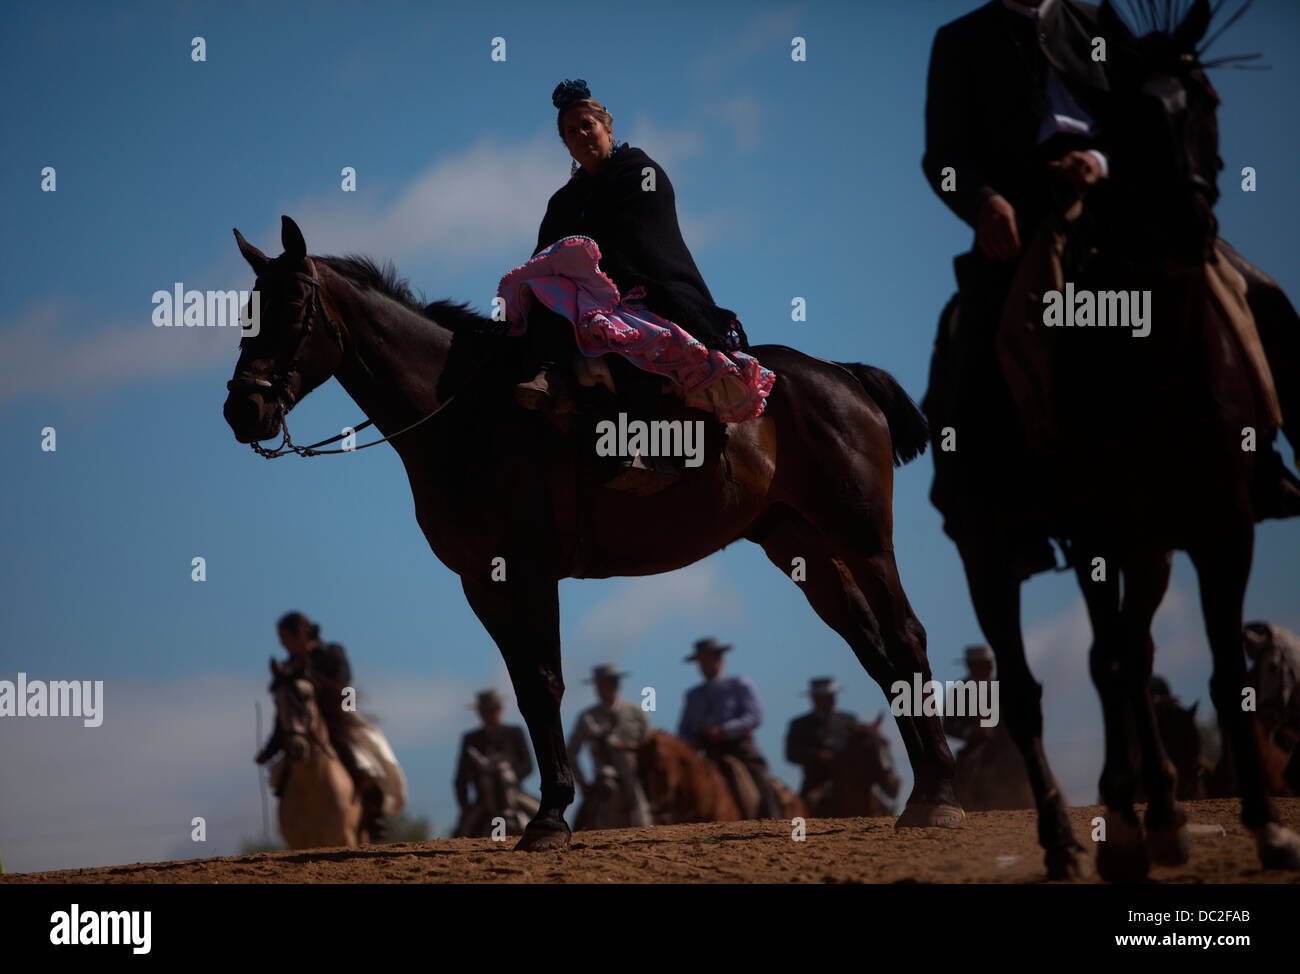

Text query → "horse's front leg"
[461,567,574,851]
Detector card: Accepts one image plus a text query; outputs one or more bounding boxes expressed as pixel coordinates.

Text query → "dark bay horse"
[925,0,1300,880]
[223,218,960,850]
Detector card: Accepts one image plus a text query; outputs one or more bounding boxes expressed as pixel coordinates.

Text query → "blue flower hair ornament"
[552,79,591,111]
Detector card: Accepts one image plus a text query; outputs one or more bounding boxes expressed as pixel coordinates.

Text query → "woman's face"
[562,108,613,174]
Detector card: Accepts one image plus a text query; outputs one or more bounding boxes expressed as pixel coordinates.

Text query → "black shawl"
[533,145,748,351]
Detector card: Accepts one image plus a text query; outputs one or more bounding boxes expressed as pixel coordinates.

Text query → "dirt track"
[6,799,1299,884]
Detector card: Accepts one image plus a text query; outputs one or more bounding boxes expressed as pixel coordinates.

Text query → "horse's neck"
[322,267,454,447]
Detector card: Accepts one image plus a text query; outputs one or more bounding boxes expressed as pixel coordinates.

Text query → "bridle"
[272,675,333,759]
[226,267,468,458]
[227,270,340,410]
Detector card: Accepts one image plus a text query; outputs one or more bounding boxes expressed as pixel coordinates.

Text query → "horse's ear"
[234,228,271,274]
[281,215,307,263]
[1174,0,1212,51]
[1098,0,1136,46]
[1188,700,1199,718]
[269,657,280,676]
[873,711,884,729]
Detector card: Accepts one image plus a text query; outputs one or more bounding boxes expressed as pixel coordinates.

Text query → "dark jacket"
[533,145,748,351]
[785,710,859,795]
[257,642,355,764]
[922,0,1110,235]
[454,725,533,808]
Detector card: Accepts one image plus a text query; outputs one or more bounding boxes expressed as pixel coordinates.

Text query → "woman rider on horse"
[255,611,388,840]
[499,80,775,457]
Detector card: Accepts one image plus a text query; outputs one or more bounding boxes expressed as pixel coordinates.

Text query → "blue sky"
[2,0,1298,873]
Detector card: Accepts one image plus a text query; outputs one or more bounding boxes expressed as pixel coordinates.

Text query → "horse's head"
[1153,694,1203,796]
[269,657,321,762]
[224,216,346,444]
[851,714,900,800]
[637,732,682,822]
[1099,0,1224,264]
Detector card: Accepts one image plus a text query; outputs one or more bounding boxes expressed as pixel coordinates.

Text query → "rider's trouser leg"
[709,739,783,819]
[1220,242,1300,459]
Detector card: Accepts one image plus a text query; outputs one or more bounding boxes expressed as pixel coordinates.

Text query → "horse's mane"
[1106,0,1265,69]
[316,254,495,333]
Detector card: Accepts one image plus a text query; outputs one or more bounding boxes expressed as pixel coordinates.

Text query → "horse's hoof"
[1145,824,1190,867]
[1045,843,1092,881]
[895,803,965,828]
[1145,804,1190,867]
[1254,822,1300,870]
[1096,814,1149,883]
[514,819,572,852]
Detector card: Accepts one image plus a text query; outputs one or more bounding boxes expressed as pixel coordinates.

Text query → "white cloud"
[0,296,242,403]
[704,95,765,154]
[625,115,707,175]
[690,4,810,85]
[1,128,734,407]
[0,670,482,874]
[572,562,742,657]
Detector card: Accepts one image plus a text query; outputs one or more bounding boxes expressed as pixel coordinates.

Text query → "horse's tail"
[836,362,929,467]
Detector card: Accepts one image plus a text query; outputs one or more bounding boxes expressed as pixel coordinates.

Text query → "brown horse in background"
[1205,720,1295,799]
[224,215,961,850]
[807,717,902,817]
[637,731,805,823]
[638,731,742,823]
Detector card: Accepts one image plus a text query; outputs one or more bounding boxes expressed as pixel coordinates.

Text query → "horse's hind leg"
[754,508,961,827]
[841,548,963,826]
[961,541,1088,880]
[1189,525,1300,870]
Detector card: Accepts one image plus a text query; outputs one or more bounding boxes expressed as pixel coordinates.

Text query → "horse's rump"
[349,720,408,816]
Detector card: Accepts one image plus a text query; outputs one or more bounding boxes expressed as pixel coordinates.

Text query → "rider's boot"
[359,780,387,843]
[515,308,577,415]
[602,367,679,495]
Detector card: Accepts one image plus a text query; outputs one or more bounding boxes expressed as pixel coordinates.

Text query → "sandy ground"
[5,799,1299,884]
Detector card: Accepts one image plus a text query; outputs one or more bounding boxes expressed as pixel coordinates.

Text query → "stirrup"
[514,367,576,415]
[603,452,678,495]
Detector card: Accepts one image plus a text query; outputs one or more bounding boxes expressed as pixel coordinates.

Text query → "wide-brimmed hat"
[469,689,504,711]
[802,677,842,696]
[584,663,628,684]
[955,644,994,666]
[684,637,732,662]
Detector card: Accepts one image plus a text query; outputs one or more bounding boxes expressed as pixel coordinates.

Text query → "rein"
[230,268,494,459]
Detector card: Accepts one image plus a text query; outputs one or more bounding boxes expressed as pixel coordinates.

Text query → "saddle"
[717,754,762,819]
[994,201,1283,450]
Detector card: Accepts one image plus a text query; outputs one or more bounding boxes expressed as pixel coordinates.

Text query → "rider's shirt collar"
[1001,0,1054,19]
